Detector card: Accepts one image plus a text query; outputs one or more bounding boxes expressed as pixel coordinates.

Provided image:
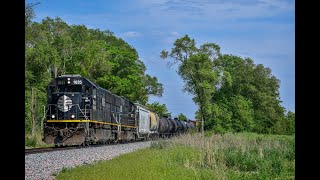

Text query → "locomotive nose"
[57,95,73,112]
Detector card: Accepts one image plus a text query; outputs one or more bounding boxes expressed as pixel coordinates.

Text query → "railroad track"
[25,146,79,155]
[25,139,150,156]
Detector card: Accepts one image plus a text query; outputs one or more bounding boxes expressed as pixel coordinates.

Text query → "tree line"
[161,35,294,135]
[25,3,163,135]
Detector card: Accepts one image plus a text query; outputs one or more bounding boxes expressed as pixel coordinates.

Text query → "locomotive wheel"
[86,141,90,147]
[82,141,90,147]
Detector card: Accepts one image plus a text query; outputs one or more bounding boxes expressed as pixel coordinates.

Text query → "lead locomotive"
[44,74,138,146]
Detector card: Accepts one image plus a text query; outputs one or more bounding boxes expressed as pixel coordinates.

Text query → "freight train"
[43,74,195,146]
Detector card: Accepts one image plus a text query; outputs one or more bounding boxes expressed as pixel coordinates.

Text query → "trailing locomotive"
[43,74,195,146]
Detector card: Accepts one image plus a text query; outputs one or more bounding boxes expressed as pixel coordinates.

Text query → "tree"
[146,102,171,118]
[25,2,51,134]
[161,35,288,134]
[161,35,221,133]
[177,113,187,121]
[286,111,295,134]
[25,2,40,27]
[273,111,295,135]
[144,74,163,97]
[212,54,286,134]
[25,9,164,137]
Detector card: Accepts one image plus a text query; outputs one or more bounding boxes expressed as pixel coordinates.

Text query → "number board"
[57,80,65,85]
[73,79,82,85]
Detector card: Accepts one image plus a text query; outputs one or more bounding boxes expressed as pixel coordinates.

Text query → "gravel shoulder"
[25,141,152,180]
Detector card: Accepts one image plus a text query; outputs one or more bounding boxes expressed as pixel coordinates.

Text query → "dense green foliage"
[161,35,220,132]
[146,102,171,118]
[177,113,188,121]
[162,35,294,135]
[25,4,163,138]
[55,133,294,179]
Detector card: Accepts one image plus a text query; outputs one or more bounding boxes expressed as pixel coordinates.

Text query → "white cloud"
[258,0,294,9]
[137,0,170,6]
[122,31,142,38]
[137,0,294,23]
[170,31,180,36]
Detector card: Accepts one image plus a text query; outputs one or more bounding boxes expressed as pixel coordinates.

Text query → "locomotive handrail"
[77,104,89,120]
[112,113,119,124]
[84,104,90,120]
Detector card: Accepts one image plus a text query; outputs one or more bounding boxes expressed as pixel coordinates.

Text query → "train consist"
[43,74,195,146]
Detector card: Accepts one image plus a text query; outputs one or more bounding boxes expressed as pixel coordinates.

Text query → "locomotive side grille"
[57,95,73,112]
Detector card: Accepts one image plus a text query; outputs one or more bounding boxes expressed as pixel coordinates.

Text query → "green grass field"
[55,132,295,180]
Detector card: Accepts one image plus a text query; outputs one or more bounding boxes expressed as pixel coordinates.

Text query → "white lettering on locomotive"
[73,80,82,84]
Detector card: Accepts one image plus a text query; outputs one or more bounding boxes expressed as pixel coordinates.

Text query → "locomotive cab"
[46,74,95,121]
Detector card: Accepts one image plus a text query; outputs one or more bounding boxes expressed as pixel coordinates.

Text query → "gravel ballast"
[25,141,152,180]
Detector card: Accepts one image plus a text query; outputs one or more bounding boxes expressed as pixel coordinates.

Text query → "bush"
[150,140,170,149]
[25,136,37,147]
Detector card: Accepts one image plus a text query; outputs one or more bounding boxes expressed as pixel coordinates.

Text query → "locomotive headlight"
[71,115,75,119]
[67,81,71,84]
[67,78,70,80]
[51,114,55,119]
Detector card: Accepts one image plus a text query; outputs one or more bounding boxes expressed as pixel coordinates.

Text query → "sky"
[27,0,295,120]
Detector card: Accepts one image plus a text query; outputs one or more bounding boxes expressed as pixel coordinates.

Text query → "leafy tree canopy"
[146,102,171,118]
[25,3,163,134]
[162,35,293,135]
[177,113,188,121]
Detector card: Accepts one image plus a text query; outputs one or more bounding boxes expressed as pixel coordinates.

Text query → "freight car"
[43,74,195,146]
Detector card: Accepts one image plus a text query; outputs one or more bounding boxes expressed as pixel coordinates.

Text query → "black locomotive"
[43,74,195,146]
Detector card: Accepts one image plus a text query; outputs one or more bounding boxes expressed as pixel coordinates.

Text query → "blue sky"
[28,0,295,119]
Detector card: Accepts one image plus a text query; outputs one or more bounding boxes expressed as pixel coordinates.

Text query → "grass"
[55,132,295,180]
[25,130,53,149]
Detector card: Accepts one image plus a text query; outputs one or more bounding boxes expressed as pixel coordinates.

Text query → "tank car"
[186,121,196,130]
[158,118,169,137]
